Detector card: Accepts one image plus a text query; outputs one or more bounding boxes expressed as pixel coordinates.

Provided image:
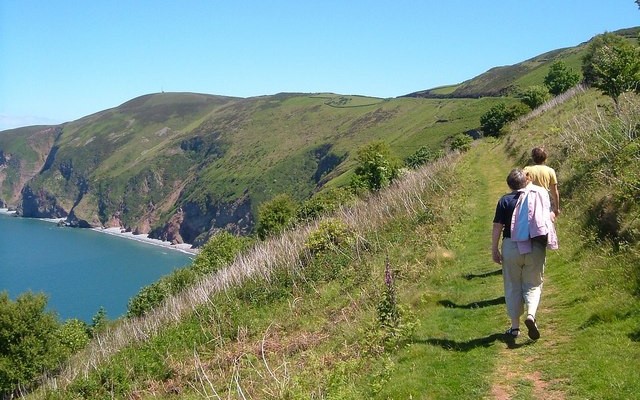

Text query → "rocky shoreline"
[0,208,198,256]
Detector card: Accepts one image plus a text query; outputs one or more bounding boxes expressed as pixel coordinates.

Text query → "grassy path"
[464,140,567,399]
[382,138,570,399]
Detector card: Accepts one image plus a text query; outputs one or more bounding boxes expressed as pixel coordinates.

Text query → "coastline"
[0,208,198,256]
[93,227,198,256]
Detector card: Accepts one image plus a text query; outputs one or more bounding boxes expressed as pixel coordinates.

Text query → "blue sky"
[1,1,638,130]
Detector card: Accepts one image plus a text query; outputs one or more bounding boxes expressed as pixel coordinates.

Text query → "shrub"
[351,141,402,191]
[90,307,108,337]
[521,85,551,109]
[0,292,64,397]
[191,231,248,274]
[305,219,354,255]
[544,61,581,96]
[127,280,171,317]
[449,133,473,152]
[405,145,438,169]
[57,319,90,355]
[296,187,355,222]
[256,193,297,240]
[480,102,529,137]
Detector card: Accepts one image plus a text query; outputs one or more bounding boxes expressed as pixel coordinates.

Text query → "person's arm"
[492,223,503,264]
[550,183,560,216]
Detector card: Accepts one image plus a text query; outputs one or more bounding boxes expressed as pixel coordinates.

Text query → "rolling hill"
[0,92,504,246]
[2,26,639,400]
[0,27,637,250]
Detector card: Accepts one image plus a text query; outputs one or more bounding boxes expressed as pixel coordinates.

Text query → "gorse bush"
[256,193,297,240]
[296,187,355,222]
[521,85,551,109]
[191,231,250,274]
[449,133,473,152]
[304,218,354,255]
[405,145,442,169]
[480,102,529,136]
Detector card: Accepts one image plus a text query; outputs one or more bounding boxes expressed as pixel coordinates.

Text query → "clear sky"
[1,1,638,131]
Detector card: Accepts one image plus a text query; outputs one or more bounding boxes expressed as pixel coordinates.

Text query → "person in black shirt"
[492,169,544,341]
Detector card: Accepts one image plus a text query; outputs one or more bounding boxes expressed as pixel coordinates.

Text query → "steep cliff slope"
[0,93,496,245]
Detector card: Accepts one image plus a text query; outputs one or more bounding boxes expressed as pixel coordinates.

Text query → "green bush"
[351,141,402,192]
[296,187,355,222]
[57,319,90,355]
[256,193,297,240]
[480,102,529,137]
[405,145,438,169]
[305,219,354,255]
[0,292,64,396]
[520,85,551,109]
[90,307,108,337]
[127,280,171,318]
[544,61,581,96]
[449,133,473,152]
[192,231,248,274]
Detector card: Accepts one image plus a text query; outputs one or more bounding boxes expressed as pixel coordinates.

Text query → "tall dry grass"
[559,92,639,160]
[514,83,587,128]
[43,152,460,391]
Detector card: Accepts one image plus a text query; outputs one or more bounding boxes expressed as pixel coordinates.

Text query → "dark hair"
[506,169,527,190]
[531,147,547,164]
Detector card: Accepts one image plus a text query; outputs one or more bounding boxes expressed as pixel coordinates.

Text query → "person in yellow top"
[523,147,560,216]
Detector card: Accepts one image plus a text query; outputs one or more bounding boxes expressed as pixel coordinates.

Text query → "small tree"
[256,193,297,239]
[351,141,401,192]
[90,306,108,337]
[480,103,528,137]
[521,85,551,109]
[544,61,581,95]
[582,32,640,106]
[0,292,64,396]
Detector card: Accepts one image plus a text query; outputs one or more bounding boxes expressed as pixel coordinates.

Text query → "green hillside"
[406,26,639,99]
[1,26,639,398]
[2,26,636,247]
[0,92,502,245]
[25,87,640,400]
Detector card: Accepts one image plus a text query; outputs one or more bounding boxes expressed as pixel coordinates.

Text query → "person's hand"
[492,248,502,264]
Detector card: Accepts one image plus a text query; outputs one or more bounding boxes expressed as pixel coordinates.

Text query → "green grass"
[29,90,640,400]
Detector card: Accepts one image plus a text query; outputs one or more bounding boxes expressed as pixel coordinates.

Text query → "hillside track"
[461,140,567,400]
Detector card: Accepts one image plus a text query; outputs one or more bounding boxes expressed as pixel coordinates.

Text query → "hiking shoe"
[505,327,520,338]
[525,316,540,340]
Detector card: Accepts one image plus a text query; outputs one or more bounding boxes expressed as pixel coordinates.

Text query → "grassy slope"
[39,90,640,399]
[2,92,499,235]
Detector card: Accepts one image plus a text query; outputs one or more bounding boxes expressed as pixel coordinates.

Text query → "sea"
[0,212,193,322]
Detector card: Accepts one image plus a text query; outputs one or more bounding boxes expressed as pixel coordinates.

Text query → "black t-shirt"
[493,191,522,238]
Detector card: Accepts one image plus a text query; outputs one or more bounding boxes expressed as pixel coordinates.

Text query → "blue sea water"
[0,213,193,322]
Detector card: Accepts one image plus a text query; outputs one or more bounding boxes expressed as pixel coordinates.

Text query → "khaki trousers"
[501,237,546,320]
